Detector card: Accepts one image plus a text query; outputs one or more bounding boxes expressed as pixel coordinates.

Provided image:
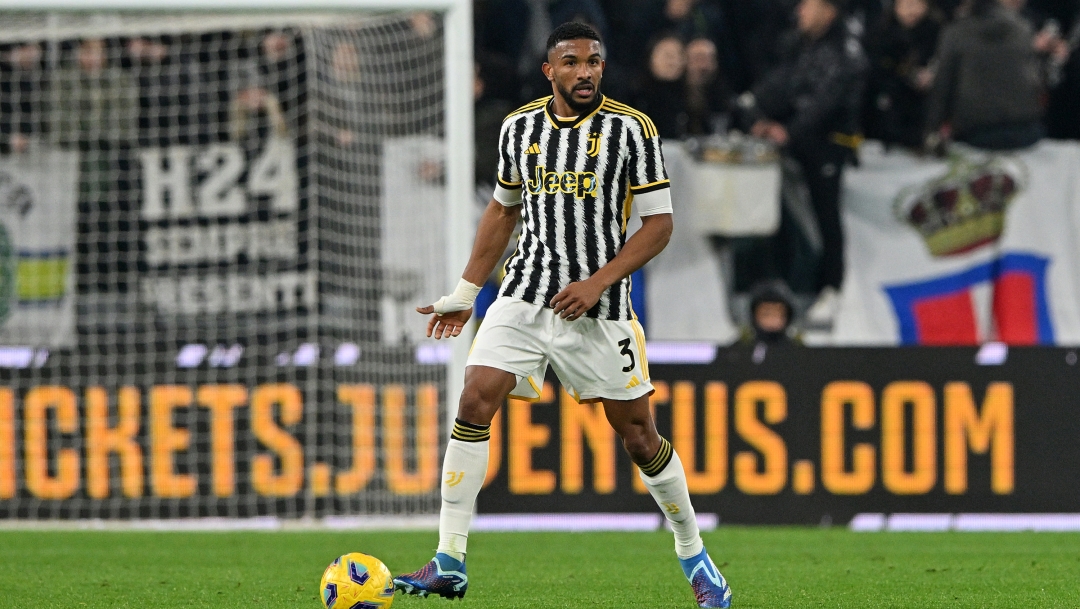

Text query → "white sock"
[436,420,490,561]
[639,443,704,560]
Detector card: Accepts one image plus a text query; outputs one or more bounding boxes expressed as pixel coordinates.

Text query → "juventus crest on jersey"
[494,95,670,321]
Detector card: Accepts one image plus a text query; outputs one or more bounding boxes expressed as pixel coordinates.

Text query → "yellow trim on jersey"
[601,99,658,138]
[502,244,519,278]
[603,99,659,137]
[528,375,542,396]
[508,375,544,402]
[629,178,670,193]
[632,318,650,381]
[544,96,606,130]
[621,190,634,233]
[497,176,523,188]
[504,96,551,121]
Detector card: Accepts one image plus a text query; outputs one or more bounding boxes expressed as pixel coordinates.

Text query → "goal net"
[0,6,465,521]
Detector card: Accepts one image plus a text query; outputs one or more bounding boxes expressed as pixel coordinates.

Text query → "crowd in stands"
[474,0,1080,330]
[476,0,1080,149]
[1,5,1076,338]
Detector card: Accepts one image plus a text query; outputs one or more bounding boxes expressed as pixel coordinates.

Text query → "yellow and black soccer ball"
[320,552,395,609]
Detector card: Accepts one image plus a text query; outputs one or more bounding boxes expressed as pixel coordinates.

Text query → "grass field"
[1,528,1078,608]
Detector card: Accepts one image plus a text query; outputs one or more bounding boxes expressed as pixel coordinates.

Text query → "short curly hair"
[546,21,602,53]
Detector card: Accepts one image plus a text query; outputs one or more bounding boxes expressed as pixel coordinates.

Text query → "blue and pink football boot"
[393,552,468,600]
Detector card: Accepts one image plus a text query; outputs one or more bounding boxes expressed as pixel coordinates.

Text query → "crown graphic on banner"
[894,153,1027,257]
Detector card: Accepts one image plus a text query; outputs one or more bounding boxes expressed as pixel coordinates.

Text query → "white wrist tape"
[431,279,482,314]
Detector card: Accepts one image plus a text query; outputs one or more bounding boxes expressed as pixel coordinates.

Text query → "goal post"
[0,0,473,521]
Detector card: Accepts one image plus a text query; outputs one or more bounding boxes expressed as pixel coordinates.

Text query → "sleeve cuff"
[629,180,670,195]
[634,187,673,217]
[493,183,523,206]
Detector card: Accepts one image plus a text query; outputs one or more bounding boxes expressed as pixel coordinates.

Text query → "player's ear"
[542,61,553,81]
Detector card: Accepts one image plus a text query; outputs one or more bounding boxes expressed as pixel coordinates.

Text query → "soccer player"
[393,22,732,609]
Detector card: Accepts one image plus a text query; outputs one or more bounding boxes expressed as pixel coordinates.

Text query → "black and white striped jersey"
[492,95,670,321]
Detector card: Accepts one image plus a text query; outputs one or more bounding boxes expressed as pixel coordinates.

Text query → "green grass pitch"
[1,528,1078,608]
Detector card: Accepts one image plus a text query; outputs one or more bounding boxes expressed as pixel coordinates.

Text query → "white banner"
[644,143,738,343]
[0,150,79,348]
[835,141,1080,346]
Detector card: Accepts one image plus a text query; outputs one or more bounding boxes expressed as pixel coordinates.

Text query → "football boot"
[678,547,732,608]
[393,552,467,600]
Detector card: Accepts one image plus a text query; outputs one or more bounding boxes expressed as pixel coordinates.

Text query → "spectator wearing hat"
[742,280,800,345]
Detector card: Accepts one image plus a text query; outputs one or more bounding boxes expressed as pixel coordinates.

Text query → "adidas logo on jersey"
[525,142,541,155]
[625,375,641,389]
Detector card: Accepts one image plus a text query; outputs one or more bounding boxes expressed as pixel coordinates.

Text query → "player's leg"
[602,396,702,557]
[394,365,516,599]
[438,365,517,559]
[603,395,731,608]
[396,297,550,599]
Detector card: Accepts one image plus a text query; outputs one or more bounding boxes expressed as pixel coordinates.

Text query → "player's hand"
[416,305,473,339]
[550,280,603,321]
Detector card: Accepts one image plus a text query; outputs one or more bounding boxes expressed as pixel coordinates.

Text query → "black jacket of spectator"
[926,6,1043,148]
[748,20,868,157]
[742,18,867,294]
[864,10,943,148]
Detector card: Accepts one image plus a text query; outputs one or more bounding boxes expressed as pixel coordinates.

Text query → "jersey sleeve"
[492,117,523,206]
[626,118,670,196]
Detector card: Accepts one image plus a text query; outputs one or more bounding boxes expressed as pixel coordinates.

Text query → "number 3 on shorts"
[618,338,635,372]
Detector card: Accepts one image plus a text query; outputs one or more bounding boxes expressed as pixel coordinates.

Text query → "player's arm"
[416,198,520,339]
[550,210,671,320]
[417,116,524,339]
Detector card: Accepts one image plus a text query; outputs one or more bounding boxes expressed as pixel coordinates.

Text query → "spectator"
[684,37,734,135]
[864,0,944,149]
[630,0,737,81]
[474,57,515,187]
[723,0,798,87]
[1006,0,1072,89]
[51,38,139,294]
[230,75,288,156]
[509,0,612,102]
[259,30,307,121]
[0,42,45,154]
[926,0,1044,150]
[1046,10,1080,139]
[739,0,868,323]
[474,0,531,72]
[127,36,212,146]
[632,33,688,140]
[742,279,800,345]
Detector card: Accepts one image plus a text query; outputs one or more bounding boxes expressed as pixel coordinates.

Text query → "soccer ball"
[320,552,396,609]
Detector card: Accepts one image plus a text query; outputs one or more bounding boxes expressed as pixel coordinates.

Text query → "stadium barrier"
[3,345,1079,526]
[477,345,1080,525]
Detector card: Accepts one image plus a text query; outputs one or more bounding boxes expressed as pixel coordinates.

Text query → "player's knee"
[457,383,499,425]
[620,430,657,463]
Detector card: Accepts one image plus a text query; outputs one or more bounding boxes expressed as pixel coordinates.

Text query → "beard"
[555,80,602,114]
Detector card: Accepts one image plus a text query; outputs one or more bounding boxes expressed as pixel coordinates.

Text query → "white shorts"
[468,297,653,402]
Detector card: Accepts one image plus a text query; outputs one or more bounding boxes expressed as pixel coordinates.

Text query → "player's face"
[543,38,605,113]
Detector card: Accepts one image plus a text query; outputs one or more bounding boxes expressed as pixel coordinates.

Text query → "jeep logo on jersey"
[526,165,598,199]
